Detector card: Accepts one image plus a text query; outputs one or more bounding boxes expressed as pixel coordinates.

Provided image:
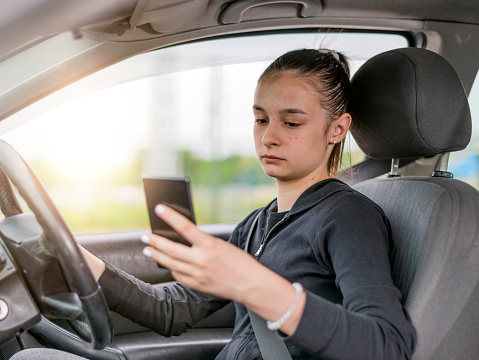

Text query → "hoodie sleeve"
[97,209,266,337]
[285,194,417,360]
[98,263,230,336]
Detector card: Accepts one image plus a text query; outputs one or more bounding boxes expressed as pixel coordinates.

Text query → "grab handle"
[220,0,323,24]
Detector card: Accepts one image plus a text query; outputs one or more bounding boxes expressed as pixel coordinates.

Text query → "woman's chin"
[264,171,292,182]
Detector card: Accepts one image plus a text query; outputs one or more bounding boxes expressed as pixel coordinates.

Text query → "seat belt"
[244,212,293,360]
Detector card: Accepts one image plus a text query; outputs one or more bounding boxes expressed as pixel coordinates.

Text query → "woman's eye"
[285,122,300,128]
[255,119,268,125]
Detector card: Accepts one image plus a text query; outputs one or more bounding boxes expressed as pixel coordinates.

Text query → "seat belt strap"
[244,212,293,360]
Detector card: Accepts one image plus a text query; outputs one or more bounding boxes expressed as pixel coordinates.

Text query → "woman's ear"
[330,113,352,143]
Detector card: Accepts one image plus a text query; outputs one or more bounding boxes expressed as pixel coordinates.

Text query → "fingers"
[141,204,216,268]
[154,204,203,246]
[141,233,191,263]
[145,245,194,275]
[141,234,209,288]
[141,205,224,291]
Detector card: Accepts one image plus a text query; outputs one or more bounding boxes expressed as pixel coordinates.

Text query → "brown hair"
[258,49,351,177]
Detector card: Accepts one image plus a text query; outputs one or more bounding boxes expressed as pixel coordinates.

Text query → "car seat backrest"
[349,48,479,360]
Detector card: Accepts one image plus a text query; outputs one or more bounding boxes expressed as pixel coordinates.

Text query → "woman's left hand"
[141,204,306,335]
[142,204,270,303]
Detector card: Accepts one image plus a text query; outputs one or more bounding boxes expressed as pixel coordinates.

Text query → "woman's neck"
[275,173,330,212]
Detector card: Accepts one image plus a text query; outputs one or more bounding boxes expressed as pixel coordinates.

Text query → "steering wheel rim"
[0,140,112,349]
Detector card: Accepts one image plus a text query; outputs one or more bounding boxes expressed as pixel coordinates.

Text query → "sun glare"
[3,80,151,186]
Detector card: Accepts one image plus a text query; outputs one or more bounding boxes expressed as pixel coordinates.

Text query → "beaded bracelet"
[266,282,304,331]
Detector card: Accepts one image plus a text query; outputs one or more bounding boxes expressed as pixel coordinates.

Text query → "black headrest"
[349,48,471,159]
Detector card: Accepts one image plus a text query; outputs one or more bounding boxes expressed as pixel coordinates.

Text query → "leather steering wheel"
[0,140,112,349]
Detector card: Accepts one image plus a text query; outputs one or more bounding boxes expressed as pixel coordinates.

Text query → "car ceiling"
[0,0,479,128]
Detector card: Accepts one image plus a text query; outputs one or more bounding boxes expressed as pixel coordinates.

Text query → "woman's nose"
[262,121,281,147]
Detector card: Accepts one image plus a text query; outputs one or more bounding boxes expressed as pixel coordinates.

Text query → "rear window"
[449,71,479,186]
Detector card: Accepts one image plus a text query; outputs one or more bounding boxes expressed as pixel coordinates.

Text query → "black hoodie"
[99,178,416,360]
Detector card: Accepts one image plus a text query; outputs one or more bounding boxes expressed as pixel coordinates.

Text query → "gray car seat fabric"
[9,348,87,360]
[354,177,479,359]
[350,48,479,360]
[349,48,471,159]
[354,178,445,300]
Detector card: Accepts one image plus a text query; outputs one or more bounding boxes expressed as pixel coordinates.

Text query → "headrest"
[349,48,471,159]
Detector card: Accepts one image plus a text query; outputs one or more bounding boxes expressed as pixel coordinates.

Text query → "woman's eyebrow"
[253,105,306,114]
[279,108,306,114]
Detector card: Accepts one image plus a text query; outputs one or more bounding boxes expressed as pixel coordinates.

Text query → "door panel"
[65,223,238,359]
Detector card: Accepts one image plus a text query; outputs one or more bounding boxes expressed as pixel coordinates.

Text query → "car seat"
[349,48,479,360]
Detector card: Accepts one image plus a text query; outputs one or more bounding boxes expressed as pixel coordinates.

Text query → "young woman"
[14,49,417,359]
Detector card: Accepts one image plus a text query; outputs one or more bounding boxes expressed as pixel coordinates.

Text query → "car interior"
[0,1,478,360]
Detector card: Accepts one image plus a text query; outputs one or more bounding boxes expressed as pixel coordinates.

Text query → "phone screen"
[143,176,195,247]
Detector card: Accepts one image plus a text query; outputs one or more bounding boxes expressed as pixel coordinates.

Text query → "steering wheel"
[0,140,112,349]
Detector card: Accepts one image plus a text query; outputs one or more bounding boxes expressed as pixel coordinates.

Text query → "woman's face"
[253,73,334,184]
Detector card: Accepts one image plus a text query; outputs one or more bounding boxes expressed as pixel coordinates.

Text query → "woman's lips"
[262,154,284,163]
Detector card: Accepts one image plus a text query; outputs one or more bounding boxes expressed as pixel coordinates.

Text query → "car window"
[449,71,479,185]
[2,32,408,234]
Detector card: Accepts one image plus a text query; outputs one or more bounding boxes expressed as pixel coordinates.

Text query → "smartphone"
[142,176,195,247]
